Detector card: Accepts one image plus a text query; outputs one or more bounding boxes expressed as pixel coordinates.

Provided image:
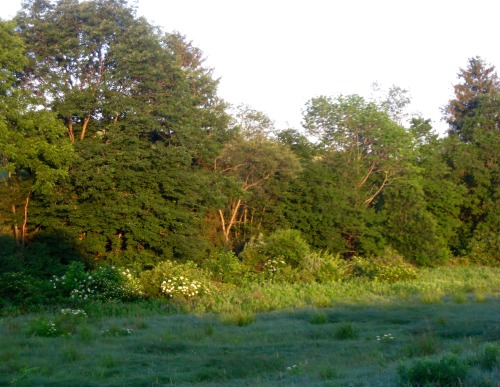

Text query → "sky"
[2,0,499,134]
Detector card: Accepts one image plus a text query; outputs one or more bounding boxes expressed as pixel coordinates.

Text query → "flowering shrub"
[139,260,212,300]
[263,258,287,280]
[161,276,202,298]
[28,317,62,337]
[51,262,143,303]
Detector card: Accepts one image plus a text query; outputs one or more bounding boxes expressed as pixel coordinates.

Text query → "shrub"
[207,250,248,285]
[350,249,417,283]
[299,251,352,283]
[398,354,468,386]
[50,262,143,303]
[27,317,63,337]
[472,343,499,371]
[263,229,311,268]
[240,229,311,269]
[139,260,212,300]
[0,272,50,307]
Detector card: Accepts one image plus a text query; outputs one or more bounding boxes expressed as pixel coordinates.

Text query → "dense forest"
[1,0,499,302]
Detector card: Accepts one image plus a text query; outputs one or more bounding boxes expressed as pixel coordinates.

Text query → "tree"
[444,57,500,264]
[215,136,301,246]
[303,94,414,208]
[445,56,500,142]
[380,118,464,265]
[13,1,230,266]
[229,103,275,140]
[0,20,73,246]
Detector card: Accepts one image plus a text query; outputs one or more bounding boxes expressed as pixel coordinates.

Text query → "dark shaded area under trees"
[1,1,498,294]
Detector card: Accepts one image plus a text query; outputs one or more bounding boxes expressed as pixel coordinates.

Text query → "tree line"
[1,0,499,277]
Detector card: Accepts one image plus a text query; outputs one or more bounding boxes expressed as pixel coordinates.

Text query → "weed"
[102,325,132,337]
[452,292,468,303]
[398,354,468,386]
[220,310,256,326]
[27,317,64,337]
[318,365,338,380]
[334,322,358,340]
[473,343,499,370]
[60,344,81,363]
[310,293,332,308]
[309,311,329,325]
[406,331,440,357]
[376,333,395,343]
[78,325,95,343]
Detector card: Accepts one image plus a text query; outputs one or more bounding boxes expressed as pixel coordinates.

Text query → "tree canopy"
[0,0,498,274]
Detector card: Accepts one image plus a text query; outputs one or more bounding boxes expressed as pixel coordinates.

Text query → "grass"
[0,266,499,385]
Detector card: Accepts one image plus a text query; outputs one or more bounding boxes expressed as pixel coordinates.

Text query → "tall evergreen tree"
[446,56,499,142]
[445,57,500,264]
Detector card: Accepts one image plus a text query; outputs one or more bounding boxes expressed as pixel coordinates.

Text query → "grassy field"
[1,267,499,386]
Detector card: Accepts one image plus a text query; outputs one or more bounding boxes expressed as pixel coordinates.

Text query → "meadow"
[1,266,499,386]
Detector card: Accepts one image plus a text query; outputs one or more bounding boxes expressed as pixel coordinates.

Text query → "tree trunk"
[68,118,75,144]
[21,193,30,246]
[219,198,243,242]
[80,114,91,140]
[11,204,20,245]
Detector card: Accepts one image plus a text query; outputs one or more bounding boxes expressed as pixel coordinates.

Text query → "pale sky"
[2,0,499,134]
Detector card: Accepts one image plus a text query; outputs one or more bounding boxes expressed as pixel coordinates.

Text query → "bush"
[473,343,499,371]
[207,250,248,285]
[51,262,143,303]
[27,309,87,337]
[0,272,50,307]
[350,249,417,283]
[264,229,311,268]
[398,354,468,386]
[139,260,212,301]
[298,251,352,283]
[240,229,311,270]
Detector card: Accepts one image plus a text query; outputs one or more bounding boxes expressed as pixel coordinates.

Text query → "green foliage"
[207,250,248,284]
[0,272,50,307]
[27,317,64,338]
[101,326,132,337]
[139,260,212,300]
[27,309,87,338]
[350,250,417,283]
[309,311,329,325]
[398,354,469,386]
[264,229,311,267]
[298,251,352,283]
[472,343,499,371]
[50,262,143,303]
[219,308,256,326]
[334,322,358,340]
[406,331,440,357]
[240,229,310,270]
